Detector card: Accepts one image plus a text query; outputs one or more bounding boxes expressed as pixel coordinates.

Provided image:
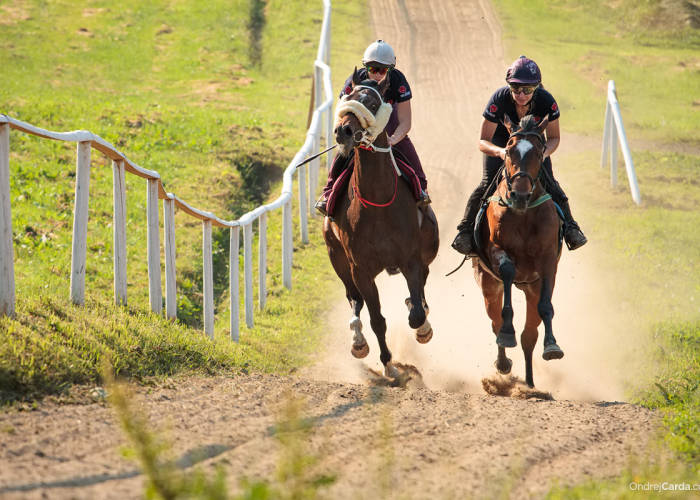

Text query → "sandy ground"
[0,1,662,498]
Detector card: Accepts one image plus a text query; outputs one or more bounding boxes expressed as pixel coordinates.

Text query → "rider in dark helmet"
[315,40,429,216]
[451,55,588,255]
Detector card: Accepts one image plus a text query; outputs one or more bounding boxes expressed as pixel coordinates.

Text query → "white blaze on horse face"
[514,138,534,161]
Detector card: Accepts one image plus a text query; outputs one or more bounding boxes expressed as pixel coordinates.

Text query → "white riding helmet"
[362,40,396,68]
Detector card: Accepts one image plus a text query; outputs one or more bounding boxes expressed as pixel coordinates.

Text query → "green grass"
[491,0,700,490]
[0,0,369,403]
[493,0,700,146]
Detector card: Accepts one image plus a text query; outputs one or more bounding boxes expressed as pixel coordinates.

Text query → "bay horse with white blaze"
[322,70,439,377]
[473,113,564,388]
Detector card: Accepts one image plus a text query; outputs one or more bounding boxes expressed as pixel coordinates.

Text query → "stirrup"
[451,230,475,256]
[564,224,587,250]
[417,190,431,207]
[314,198,328,216]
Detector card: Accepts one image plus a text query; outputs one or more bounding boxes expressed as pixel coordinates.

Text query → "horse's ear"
[503,114,514,134]
[537,115,550,135]
[351,66,362,87]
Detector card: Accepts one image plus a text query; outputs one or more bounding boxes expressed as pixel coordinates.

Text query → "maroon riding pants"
[322,104,427,197]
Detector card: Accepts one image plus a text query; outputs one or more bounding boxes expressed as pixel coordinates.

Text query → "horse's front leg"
[323,220,368,358]
[352,268,396,377]
[401,259,432,344]
[495,252,517,348]
[476,267,511,374]
[539,274,564,360]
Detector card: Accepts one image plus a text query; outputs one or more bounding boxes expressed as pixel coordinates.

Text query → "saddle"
[326,148,423,217]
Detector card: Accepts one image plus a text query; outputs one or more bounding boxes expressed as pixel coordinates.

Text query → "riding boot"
[557,199,588,250]
[451,191,482,256]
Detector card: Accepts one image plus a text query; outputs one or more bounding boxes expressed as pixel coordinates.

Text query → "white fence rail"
[0,0,335,340]
[601,79,641,205]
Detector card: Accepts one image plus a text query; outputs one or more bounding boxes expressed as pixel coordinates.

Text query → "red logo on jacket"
[551,103,558,111]
[344,85,352,95]
[398,85,407,94]
[489,104,498,113]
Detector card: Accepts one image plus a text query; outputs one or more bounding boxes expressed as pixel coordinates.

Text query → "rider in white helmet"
[315,40,429,216]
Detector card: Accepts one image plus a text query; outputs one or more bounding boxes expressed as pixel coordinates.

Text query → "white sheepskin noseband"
[334,87,393,143]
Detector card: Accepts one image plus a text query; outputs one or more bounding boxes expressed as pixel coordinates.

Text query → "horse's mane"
[518,114,541,133]
[359,79,379,88]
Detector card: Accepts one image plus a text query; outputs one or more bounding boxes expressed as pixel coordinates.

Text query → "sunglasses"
[509,85,537,95]
[366,65,389,75]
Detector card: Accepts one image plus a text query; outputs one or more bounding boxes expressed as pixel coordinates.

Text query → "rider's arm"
[479,119,506,160]
[543,118,560,158]
[388,100,412,146]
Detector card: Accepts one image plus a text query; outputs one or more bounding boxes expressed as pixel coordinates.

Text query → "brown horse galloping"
[473,113,564,388]
[323,70,439,377]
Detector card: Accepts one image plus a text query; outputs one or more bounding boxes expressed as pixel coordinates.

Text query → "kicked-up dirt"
[0,1,664,498]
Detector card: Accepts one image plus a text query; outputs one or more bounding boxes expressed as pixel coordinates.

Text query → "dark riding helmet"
[505,55,541,85]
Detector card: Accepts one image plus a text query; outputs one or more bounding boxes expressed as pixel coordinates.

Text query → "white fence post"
[147,178,162,313]
[243,221,254,327]
[0,123,14,317]
[601,80,641,205]
[258,212,267,310]
[113,159,127,306]
[202,220,214,337]
[70,141,91,305]
[283,199,292,289]
[298,164,309,244]
[163,197,177,319]
[230,225,240,341]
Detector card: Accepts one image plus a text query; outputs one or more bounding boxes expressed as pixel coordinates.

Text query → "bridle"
[497,129,550,209]
[340,84,402,208]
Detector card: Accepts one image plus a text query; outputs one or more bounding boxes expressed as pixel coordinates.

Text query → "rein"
[344,85,401,209]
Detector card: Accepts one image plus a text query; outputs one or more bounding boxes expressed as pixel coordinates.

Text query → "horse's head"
[502,114,549,212]
[334,68,393,155]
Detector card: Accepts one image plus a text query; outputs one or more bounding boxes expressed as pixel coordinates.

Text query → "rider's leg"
[541,158,587,250]
[393,136,430,204]
[452,155,502,255]
[315,152,350,215]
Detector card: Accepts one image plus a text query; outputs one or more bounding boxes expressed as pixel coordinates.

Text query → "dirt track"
[0,1,660,498]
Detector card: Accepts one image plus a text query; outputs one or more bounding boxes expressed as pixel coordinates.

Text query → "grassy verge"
[0,0,368,403]
[491,0,700,491]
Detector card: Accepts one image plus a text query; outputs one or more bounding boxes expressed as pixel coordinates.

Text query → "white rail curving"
[0,0,335,341]
[601,80,641,205]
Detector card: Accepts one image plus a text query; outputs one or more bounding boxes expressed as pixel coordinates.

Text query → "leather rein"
[347,85,401,208]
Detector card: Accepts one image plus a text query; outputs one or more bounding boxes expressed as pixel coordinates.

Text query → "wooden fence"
[0,0,335,341]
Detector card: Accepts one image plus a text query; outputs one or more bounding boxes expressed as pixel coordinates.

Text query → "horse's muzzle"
[510,191,530,212]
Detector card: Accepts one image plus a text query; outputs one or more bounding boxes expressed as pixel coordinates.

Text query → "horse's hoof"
[415,326,433,344]
[496,333,517,348]
[494,358,512,375]
[542,343,564,360]
[351,342,369,359]
[384,362,399,378]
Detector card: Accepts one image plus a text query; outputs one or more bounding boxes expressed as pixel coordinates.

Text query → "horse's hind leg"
[539,276,564,361]
[496,254,517,348]
[401,260,432,344]
[522,284,543,387]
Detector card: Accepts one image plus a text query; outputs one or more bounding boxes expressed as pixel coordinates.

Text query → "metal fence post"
[113,159,128,306]
[243,221,254,328]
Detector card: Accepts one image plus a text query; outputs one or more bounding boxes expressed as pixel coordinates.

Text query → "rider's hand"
[498,148,507,160]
